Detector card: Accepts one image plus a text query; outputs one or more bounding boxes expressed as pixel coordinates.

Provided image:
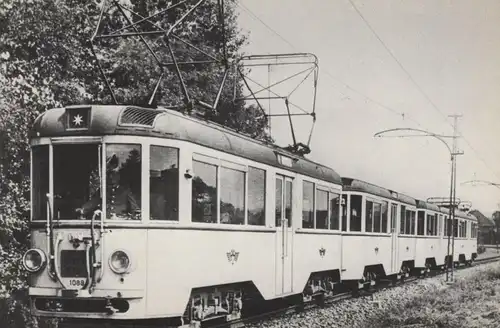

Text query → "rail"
[205,255,500,328]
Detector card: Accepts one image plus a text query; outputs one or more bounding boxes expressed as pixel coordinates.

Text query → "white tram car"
[23,105,478,327]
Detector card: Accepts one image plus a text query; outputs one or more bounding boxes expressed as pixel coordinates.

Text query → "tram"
[23,104,478,327]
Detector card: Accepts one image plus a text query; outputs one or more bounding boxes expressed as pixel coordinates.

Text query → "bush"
[0,290,58,328]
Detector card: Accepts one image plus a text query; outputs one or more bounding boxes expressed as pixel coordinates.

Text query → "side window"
[150,146,179,221]
[341,195,348,231]
[365,200,373,233]
[275,177,283,227]
[105,144,141,220]
[410,211,416,235]
[405,209,411,235]
[248,167,266,226]
[382,201,388,233]
[432,214,438,236]
[350,195,362,231]
[373,202,382,233]
[316,189,328,229]
[220,167,245,225]
[276,175,293,227]
[192,160,218,223]
[453,219,458,237]
[400,205,406,234]
[302,181,314,228]
[391,203,398,233]
[329,192,341,230]
[417,211,425,235]
[437,214,441,236]
[285,180,292,227]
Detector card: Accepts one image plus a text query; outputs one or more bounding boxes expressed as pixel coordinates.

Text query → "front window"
[53,144,101,220]
[32,145,49,221]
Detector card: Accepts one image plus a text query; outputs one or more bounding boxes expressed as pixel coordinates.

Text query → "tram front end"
[25,136,148,322]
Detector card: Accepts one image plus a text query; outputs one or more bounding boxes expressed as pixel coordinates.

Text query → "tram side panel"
[340,235,392,280]
[397,236,416,269]
[415,236,440,268]
[293,231,342,291]
[145,229,275,317]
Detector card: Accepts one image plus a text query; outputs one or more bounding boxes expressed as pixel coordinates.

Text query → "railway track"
[206,255,500,328]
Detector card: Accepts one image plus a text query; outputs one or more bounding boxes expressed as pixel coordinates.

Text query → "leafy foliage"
[0,0,269,326]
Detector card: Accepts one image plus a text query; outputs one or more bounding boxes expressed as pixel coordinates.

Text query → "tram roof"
[416,200,441,212]
[341,177,417,206]
[30,105,342,185]
[456,210,476,221]
[436,207,477,221]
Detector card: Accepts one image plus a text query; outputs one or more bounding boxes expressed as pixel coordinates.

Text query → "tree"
[0,0,269,325]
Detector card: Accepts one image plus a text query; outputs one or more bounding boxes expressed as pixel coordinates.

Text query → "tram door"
[390,203,399,273]
[275,175,293,295]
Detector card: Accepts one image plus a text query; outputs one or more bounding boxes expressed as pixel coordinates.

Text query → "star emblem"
[73,114,83,126]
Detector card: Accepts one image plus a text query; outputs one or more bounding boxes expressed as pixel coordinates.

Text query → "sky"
[235,0,500,217]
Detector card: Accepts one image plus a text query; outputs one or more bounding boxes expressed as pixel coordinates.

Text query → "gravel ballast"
[245,261,500,328]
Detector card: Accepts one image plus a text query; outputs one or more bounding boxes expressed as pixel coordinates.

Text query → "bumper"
[29,287,144,299]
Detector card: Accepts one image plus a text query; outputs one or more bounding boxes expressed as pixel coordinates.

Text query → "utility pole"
[447,114,463,283]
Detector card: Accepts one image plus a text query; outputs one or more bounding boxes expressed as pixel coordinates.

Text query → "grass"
[362,264,500,328]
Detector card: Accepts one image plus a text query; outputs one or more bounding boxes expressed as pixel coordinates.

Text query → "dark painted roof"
[416,200,441,212]
[456,210,477,221]
[30,105,342,185]
[341,177,417,206]
[436,208,477,222]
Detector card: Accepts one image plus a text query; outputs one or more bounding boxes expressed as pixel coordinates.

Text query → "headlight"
[23,249,47,273]
[109,250,131,274]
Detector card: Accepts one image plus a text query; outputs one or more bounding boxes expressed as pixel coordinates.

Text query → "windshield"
[53,144,101,220]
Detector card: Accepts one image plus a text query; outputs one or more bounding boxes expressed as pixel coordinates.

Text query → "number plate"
[69,279,86,287]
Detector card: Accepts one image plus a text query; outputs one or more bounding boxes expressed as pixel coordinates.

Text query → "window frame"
[276,174,293,228]
[349,194,363,232]
[417,210,425,236]
[364,197,385,233]
[315,187,329,230]
[149,145,180,221]
[103,142,143,221]
[191,153,250,225]
[390,203,398,233]
[247,166,266,226]
[399,206,417,236]
[302,180,342,231]
[329,192,341,231]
